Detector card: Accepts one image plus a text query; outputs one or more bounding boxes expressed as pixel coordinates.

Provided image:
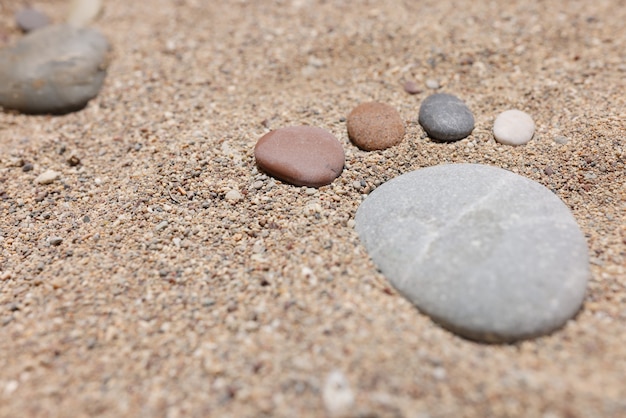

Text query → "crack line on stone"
[400,175,511,286]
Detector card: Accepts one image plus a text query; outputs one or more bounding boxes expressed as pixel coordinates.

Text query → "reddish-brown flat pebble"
[346,102,405,151]
[254,126,345,187]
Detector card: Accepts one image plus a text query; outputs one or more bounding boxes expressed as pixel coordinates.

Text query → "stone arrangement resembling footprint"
[355,164,590,343]
[0,6,590,344]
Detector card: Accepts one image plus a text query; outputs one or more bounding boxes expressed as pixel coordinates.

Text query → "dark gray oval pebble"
[0,24,111,114]
[418,93,475,141]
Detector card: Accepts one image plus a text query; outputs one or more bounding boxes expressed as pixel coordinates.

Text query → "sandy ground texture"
[0,0,625,417]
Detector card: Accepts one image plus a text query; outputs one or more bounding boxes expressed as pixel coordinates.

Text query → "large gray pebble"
[418,93,474,141]
[355,164,589,343]
[0,24,111,114]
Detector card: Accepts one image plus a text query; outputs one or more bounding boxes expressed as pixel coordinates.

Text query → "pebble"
[347,102,405,151]
[403,80,421,95]
[67,155,81,167]
[418,93,475,141]
[254,126,345,187]
[322,370,355,418]
[15,8,50,32]
[35,169,60,185]
[67,0,103,26]
[155,221,169,232]
[0,24,111,114]
[425,78,440,90]
[49,237,63,246]
[493,109,535,145]
[225,189,243,202]
[355,164,589,343]
[554,135,570,145]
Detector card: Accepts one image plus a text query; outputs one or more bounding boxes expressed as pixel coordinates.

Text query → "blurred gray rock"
[15,8,50,32]
[0,24,111,114]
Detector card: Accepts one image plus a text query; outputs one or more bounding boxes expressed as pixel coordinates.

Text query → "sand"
[0,0,624,417]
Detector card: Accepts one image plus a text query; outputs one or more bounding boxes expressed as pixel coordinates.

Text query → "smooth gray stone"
[418,93,474,141]
[355,164,589,343]
[15,8,50,32]
[0,24,111,114]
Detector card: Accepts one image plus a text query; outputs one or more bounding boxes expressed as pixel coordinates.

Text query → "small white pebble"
[165,40,176,51]
[35,169,60,185]
[425,78,440,89]
[49,236,63,246]
[432,366,447,380]
[155,220,168,231]
[493,109,535,146]
[4,380,18,395]
[322,370,355,418]
[225,189,243,202]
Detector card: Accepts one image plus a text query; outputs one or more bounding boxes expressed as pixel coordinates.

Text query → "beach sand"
[0,0,625,416]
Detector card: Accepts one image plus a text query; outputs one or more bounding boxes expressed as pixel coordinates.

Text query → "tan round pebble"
[254,126,345,187]
[346,102,405,151]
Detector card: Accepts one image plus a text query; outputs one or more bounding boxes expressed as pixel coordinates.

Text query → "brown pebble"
[544,166,554,176]
[254,126,345,188]
[346,102,405,151]
[67,155,81,166]
[403,80,421,95]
